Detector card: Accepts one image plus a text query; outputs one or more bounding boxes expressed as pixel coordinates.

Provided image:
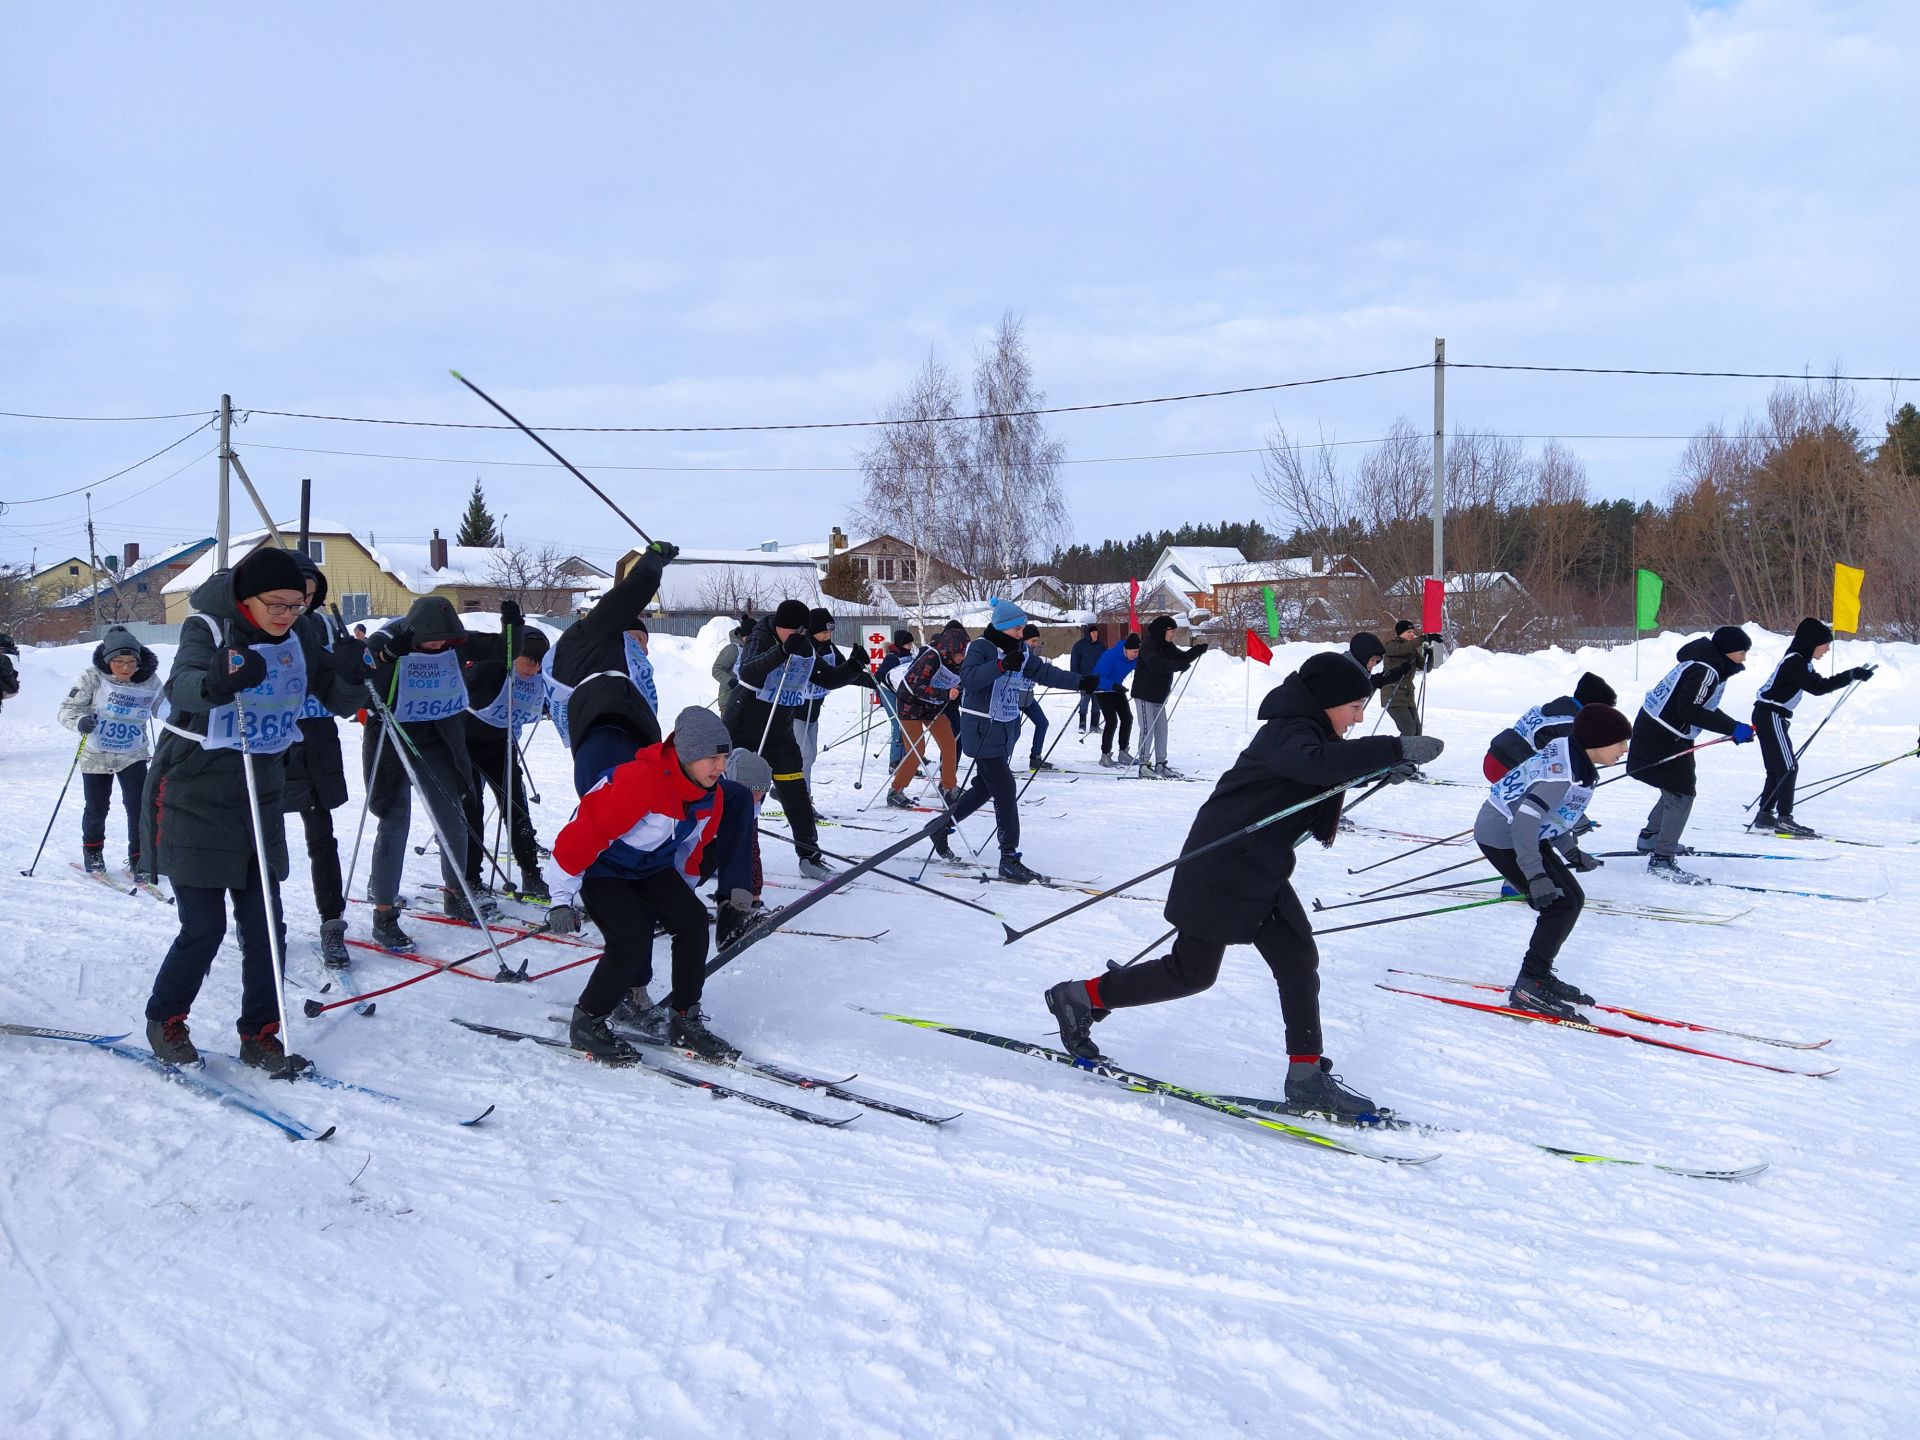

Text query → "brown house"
[780,529,969,609]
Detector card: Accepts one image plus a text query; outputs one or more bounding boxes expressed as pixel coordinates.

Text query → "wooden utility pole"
[215,394,232,567]
[1431,338,1446,582]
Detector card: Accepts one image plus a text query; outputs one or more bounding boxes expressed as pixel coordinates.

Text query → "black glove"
[1568,848,1604,873]
[1526,875,1564,912]
[782,632,816,658]
[1849,665,1877,683]
[76,714,98,734]
[986,626,1022,654]
[646,540,681,564]
[1078,674,1099,694]
[204,646,268,704]
[853,667,879,691]
[545,903,582,936]
[380,626,416,661]
[500,598,523,628]
[333,639,372,683]
[1188,642,1209,656]
[1422,632,1443,643]
[1385,761,1421,784]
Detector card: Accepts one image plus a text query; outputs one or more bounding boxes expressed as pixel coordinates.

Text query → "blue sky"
[2,0,1914,572]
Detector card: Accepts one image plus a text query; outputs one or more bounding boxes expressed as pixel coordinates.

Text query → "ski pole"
[852,685,875,792]
[514,727,541,804]
[859,713,935,812]
[225,644,300,1074]
[1359,853,1486,896]
[20,735,88,877]
[1794,747,1917,796]
[1313,892,1521,937]
[1106,925,1176,973]
[304,925,554,1017]
[1014,692,1080,803]
[1794,747,1920,808]
[760,829,1003,919]
[1000,766,1393,945]
[1313,874,1503,913]
[1745,679,1862,818]
[1344,824,1473,876]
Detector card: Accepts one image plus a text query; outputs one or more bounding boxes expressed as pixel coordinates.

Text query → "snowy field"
[2,620,1916,1439]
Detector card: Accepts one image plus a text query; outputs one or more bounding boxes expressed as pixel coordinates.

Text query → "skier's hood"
[91,626,159,683]
[290,550,329,610]
[1348,631,1385,666]
[1256,673,1338,737]
[1789,617,1834,656]
[400,595,467,646]
[1676,635,1744,678]
[934,621,969,665]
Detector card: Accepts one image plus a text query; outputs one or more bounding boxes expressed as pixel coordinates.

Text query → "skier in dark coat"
[1752,617,1876,837]
[460,600,551,901]
[1043,652,1443,1119]
[1628,626,1755,883]
[723,600,838,877]
[1131,614,1208,778]
[1347,631,1411,696]
[141,548,370,1073]
[1483,672,1616,782]
[791,606,875,784]
[548,540,678,793]
[1379,620,1444,738]
[1068,622,1106,734]
[279,552,358,966]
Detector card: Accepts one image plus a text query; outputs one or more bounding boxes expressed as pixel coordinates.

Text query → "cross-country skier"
[875,628,918,772]
[58,625,162,876]
[460,599,551,901]
[1069,622,1106,735]
[723,599,839,877]
[925,598,1099,883]
[1483,672,1618,782]
[550,706,752,1064]
[712,616,751,712]
[1379,620,1444,738]
[1475,704,1632,1018]
[887,620,967,809]
[1092,632,1141,767]
[791,607,875,785]
[141,547,371,1073]
[1132,615,1208,779]
[1043,652,1444,1118]
[547,540,678,791]
[1629,626,1755,883]
[1752,617,1877,838]
[1019,624,1057,772]
[280,554,356,966]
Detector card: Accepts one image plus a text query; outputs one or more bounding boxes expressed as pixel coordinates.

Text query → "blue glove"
[1731,722,1756,744]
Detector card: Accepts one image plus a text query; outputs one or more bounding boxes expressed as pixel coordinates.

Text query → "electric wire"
[1,419,216,506]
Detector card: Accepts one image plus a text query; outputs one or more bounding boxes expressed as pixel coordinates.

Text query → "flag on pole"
[1832,563,1865,633]
[1245,629,1273,665]
[1128,578,1139,633]
[1634,568,1663,632]
[1421,577,1444,635]
[1262,584,1280,641]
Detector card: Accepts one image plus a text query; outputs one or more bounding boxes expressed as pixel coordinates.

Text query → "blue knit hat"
[988,597,1027,631]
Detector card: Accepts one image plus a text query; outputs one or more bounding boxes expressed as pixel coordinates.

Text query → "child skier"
[548,707,752,1064]
[1347,631,1413,697]
[1752,618,1877,837]
[875,628,918,772]
[1131,615,1208,779]
[58,625,163,876]
[887,620,967,808]
[142,547,370,1073]
[1043,652,1443,1118]
[1483,672,1618,782]
[1474,704,1632,1018]
[461,600,551,901]
[791,607,875,785]
[1020,625,1056,771]
[1092,633,1141,767]
[724,600,839,877]
[1628,626,1756,883]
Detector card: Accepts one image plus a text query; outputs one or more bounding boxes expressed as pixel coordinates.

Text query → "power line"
[0,406,220,422]
[1,419,215,506]
[1452,362,1917,382]
[0,444,221,541]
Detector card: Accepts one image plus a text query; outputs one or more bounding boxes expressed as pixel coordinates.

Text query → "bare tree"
[965,312,1069,589]
[485,543,581,614]
[691,567,793,618]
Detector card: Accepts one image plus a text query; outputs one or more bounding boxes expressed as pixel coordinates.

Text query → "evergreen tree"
[1882,402,1920,477]
[456,478,500,548]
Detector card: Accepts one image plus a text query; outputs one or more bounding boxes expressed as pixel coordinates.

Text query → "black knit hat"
[629,618,649,636]
[1300,653,1372,708]
[774,599,811,629]
[290,550,329,609]
[1147,615,1177,637]
[1349,631,1386,666]
[518,629,550,663]
[233,546,307,602]
[892,628,913,647]
[1573,672,1616,707]
[1712,625,1753,655]
[1122,632,1141,651]
[807,607,834,635]
[1021,623,1040,640]
[1572,703,1632,749]
[1394,619,1416,636]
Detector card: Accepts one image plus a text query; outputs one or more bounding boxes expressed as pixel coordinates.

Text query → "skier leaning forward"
[1044,651,1443,1118]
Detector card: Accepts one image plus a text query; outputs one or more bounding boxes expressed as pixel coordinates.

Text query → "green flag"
[1263,584,1280,640]
[1634,568,1663,631]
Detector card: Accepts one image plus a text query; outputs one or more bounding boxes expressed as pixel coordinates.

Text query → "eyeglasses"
[253,601,305,617]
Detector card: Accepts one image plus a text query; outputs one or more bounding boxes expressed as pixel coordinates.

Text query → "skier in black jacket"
[549,540,678,794]
[723,600,839,877]
[1752,617,1876,837]
[1628,626,1755,883]
[791,606,874,784]
[1482,672,1617,782]
[461,600,551,900]
[1131,615,1208,778]
[1043,652,1443,1119]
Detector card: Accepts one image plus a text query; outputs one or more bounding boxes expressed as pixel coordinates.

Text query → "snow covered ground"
[2,622,1915,1439]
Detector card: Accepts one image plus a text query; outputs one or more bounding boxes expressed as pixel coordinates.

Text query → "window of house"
[876,556,896,582]
[68,564,79,576]
[136,582,148,594]
[851,557,869,577]
[901,558,917,581]
[303,539,326,564]
[338,592,371,623]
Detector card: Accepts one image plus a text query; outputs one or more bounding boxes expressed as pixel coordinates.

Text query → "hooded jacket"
[1163,673,1404,943]
[1131,618,1205,705]
[550,548,668,751]
[1626,635,1746,795]
[142,570,363,889]
[954,633,1082,760]
[1754,618,1852,717]
[59,627,163,774]
[365,596,473,817]
[895,622,969,723]
[1068,627,1107,677]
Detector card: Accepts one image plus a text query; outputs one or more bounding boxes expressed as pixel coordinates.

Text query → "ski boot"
[1647,855,1710,886]
[318,918,351,969]
[998,853,1043,885]
[1753,810,1780,831]
[1098,753,1120,769]
[940,787,964,809]
[929,828,958,862]
[82,844,107,875]
[1506,974,1586,1021]
[1283,1057,1380,1121]
[443,889,480,924]
[1636,838,1695,856]
[569,1006,638,1065]
[238,1022,311,1078]
[516,870,551,903]
[370,905,416,953]
[1154,762,1185,781]
[797,850,834,882]
[1774,816,1819,839]
[1136,763,1157,780]
[1029,757,1057,773]
[146,1014,198,1066]
[1044,980,1105,1061]
[885,789,914,810]
[1533,970,1595,1005]
[667,1005,740,1062]
[1116,750,1136,767]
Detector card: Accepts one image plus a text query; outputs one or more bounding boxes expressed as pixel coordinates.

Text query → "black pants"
[299,804,345,922]
[725,697,821,860]
[940,754,1020,856]
[1755,706,1796,816]
[576,870,711,1015]
[463,725,541,885]
[146,862,286,1033]
[1096,692,1132,754]
[1100,904,1323,1055]
[1478,843,1584,979]
[81,763,146,862]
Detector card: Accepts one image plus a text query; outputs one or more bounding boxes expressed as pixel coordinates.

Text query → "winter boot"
[929,828,958,862]
[1098,753,1120,769]
[1116,750,1136,767]
[797,851,834,882]
[1775,816,1819,839]
[885,788,914,810]
[319,918,351,969]
[1753,810,1780,831]
[1155,762,1185,781]
[82,844,107,875]
[1283,1057,1381,1121]
[443,889,480,924]
[1136,763,1157,780]
[1044,980,1105,1062]
[569,1006,638,1065]
[1507,974,1586,1021]
[370,905,416,953]
[146,1014,199,1066]
[1029,757,1057,773]
[1647,855,1710,886]
[238,1022,311,1078]
[667,1005,740,1062]
[1533,970,1595,1006]
[515,869,551,903]
[998,853,1044,885]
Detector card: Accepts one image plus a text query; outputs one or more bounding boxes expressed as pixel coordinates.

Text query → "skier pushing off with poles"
[57,625,162,878]
[1042,652,1443,1119]
[1380,620,1444,741]
[1628,626,1755,885]
[724,599,842,878]
[1131,615,1208,779]
[1483,672,1617,783]
[547,540,678,790]
[141,546,372,1073]
[461,600,552,902]
[791,606,876,786]
[1751,617,1876,839]
[1474,704,1632,1020]
[887,620,966,809]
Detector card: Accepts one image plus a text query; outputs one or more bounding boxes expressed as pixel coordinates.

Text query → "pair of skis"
[69,862,171,905]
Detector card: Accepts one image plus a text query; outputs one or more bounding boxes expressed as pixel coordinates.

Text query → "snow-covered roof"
[162,521,586,599]
[1204,554,1372,587]
[1386,571,1529,597]
[52,537,214,608]
[648,549,825,612]
[1148,546,1247,599]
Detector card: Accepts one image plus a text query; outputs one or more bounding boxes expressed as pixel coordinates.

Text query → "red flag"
[1127,578,1140,632]
[1245,629,1273,665]
[1421,577,1445,635]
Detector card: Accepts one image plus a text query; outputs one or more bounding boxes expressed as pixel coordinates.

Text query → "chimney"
[830,526,846,555]
[122,541,141,569]
[430,528,449,571]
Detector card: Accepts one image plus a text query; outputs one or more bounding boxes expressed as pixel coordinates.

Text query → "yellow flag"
[1832,563,1865,633]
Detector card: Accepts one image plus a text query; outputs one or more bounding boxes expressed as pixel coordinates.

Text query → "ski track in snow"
[2,622,1916,1438]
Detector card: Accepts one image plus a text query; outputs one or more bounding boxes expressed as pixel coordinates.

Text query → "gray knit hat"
[672,705,733,759]
[724,747,773,793]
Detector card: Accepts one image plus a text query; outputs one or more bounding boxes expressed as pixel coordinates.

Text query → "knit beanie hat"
[1394,619,1416,636]
[1021,623,1040,640]
[1300,652,1372,708]
[807,607,834,635]
[724,747,773,794]
[1147,615,1177,638]
[517,629,551,663]
[774,599,811,629]
[100,627,141,661]
[892,629,913,647]
[1572,672,1616,707]
[1571,703,1632,749]
[672,705,733,761]
[289,550,329,609]
[988,597,1027,631]
[232,546,307,602]
[1122,632,1141,651]
[1712,625,1753,655]
[1349,631,1386,666]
